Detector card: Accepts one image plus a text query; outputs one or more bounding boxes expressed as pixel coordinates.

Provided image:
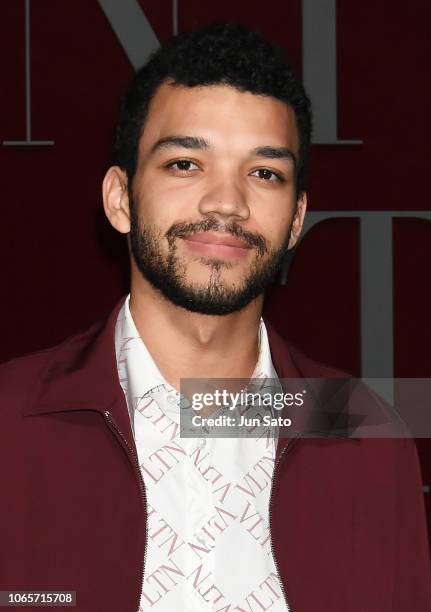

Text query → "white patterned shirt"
[115,295,289,612]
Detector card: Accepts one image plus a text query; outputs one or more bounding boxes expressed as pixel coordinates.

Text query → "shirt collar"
[114,293,279,423]
[115,294,167,426]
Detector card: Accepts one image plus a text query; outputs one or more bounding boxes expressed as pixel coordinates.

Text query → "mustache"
[165,218,268,256]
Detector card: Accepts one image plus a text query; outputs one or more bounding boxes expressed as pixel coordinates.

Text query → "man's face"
[126,82,305,315]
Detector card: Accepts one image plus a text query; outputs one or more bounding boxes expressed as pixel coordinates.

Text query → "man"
[1,23,430,612]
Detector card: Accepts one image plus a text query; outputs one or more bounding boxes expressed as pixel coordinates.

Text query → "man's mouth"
[182,232,252,259]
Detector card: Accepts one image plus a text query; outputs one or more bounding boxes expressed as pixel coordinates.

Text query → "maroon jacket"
[1,296,430,611]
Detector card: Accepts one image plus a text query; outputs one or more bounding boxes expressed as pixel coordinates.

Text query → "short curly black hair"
[112,22,312,198]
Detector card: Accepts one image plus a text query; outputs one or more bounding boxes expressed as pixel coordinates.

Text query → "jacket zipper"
[268,435,301,612]
[105,409,300,612]
[104,410,148,612]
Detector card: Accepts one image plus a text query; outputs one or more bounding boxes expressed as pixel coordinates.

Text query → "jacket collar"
[22,295,134,444]
[24,295,356,456]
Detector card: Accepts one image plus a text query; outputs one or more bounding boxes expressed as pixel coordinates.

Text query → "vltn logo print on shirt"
[114,297,289,611]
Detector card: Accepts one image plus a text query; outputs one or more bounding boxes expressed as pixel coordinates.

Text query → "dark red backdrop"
[2,1,430,539]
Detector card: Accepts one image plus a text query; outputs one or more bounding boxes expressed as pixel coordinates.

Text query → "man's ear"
[288,191,307,249]
[102,166,131,234]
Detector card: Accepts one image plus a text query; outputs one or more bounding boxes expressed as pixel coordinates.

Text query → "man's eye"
[251,168,282,182]
[167,160,199,172]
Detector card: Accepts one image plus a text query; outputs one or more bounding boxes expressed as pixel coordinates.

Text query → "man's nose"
[197,175,250,221]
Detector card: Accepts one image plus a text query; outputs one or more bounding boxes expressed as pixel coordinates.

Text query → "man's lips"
[182,232,251,259]
[184,232,251,248]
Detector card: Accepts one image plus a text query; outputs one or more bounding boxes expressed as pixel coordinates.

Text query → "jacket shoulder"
[287,342,352,378]
[266,325,419,458]
[0,317,105,412]
[0,348,54,396]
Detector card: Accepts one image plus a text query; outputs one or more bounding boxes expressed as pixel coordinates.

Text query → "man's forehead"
[139,81,299,155]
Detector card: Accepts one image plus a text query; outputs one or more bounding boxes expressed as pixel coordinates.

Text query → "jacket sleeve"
[393,438,431,610]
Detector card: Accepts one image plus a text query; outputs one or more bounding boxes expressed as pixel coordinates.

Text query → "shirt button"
[196,533,208,545]
[197,438,206,448]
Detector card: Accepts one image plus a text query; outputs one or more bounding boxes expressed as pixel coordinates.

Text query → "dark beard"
[129,204,291,316]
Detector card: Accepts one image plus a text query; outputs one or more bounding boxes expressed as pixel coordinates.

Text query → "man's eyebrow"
[150,137,297,166]
[150,135,211,154]
[252,146,297,166]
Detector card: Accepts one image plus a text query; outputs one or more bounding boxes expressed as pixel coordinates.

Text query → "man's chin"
[154,281,261,316]
[180,269,245,288]
[165,295,256,317]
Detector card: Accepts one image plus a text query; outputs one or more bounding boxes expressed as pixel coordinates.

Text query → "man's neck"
[129,278,263,392]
